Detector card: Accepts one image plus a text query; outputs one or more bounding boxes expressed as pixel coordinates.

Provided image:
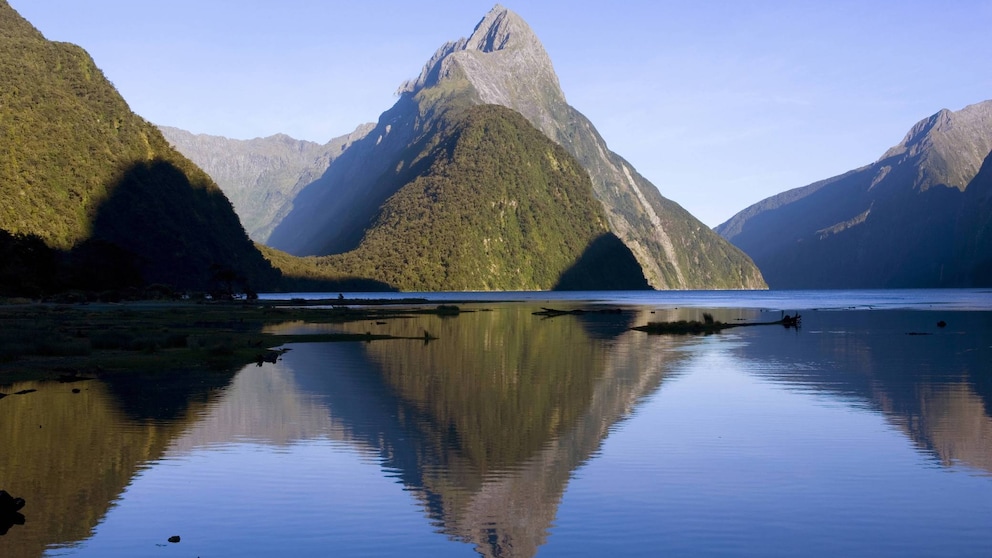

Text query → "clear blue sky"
[10,1,992,227]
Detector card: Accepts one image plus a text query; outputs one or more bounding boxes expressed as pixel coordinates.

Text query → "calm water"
[2,290,992,557]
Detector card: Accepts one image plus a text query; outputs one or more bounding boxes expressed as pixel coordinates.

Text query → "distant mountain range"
[717,101,992,288]
[163,6,766,291]
[0,0,277,295]
[158,124,373,244]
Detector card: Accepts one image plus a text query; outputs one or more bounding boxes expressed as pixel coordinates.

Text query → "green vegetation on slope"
[309,105,649,291]
[0,1,277,293]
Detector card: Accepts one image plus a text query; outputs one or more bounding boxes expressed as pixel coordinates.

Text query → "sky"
[9,0,992,227]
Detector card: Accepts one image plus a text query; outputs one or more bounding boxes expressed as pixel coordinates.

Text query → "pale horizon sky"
[9,1,992,227]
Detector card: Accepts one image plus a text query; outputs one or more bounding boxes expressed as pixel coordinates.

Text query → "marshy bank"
[0,299,467,380]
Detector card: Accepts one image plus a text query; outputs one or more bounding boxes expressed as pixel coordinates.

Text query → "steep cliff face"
[265,5,765,290]
[0,1,277,291]
[717,100,992,288]
[159,124,373,243]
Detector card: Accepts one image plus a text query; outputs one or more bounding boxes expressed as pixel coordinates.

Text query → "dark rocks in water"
[937,320,948,328]
[0,490,26,536]
[256,348,289,366]
[168,535,181,543]
[0,491,25,513]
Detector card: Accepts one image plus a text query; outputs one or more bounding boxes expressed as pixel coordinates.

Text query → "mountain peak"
[398,5,562,102]
[466,5,533,53]
[880,100,992,191]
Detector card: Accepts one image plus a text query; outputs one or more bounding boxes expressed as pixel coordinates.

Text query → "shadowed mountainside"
[717,101,992,288]
[158,124,373,244]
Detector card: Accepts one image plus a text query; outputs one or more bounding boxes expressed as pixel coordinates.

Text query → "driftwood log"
[632,313,801,335]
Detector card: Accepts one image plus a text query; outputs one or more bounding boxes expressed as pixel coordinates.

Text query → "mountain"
[260,5,765,290]
[315,104,649,291]
[158,124,373,244]
[0,1,277,294]
[716,101,992,288]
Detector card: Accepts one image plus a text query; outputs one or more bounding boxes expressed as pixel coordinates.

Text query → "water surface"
[2,291,991,557]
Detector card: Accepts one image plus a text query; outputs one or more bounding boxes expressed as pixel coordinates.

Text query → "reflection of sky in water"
[548,335,992,557]
[62,441,469,557]
[25,303,992,558]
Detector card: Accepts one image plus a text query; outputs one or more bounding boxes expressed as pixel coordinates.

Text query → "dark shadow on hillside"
[267,94,432,256]
[87,159,279,291]
[1,160,397,297]
[554,233,651,290]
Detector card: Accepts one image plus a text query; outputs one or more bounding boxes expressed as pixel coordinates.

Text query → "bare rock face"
[879,102,992,193]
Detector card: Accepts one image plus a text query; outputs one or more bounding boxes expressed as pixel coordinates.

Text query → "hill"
[717,101,992,288]
[0,1,278,295]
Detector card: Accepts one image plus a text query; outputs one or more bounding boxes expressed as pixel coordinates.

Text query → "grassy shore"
[0,298,461,379]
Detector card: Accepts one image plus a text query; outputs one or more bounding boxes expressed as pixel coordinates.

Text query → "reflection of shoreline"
[735,310,992,475]
[0,374,234,558]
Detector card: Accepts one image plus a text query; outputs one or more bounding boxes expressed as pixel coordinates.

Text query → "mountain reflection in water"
[1,303,991,557]
[735,310,992,474]
[253,305,685,557]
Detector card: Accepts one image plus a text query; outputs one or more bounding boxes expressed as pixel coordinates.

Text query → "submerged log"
[532,307,623,317]
[632,313,801,335]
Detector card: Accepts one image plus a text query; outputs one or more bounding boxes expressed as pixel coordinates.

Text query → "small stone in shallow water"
[168,535,180,543]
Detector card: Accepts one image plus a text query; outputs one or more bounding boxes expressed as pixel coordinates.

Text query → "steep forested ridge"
[0,1,277,293]
[309,104,649,291]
